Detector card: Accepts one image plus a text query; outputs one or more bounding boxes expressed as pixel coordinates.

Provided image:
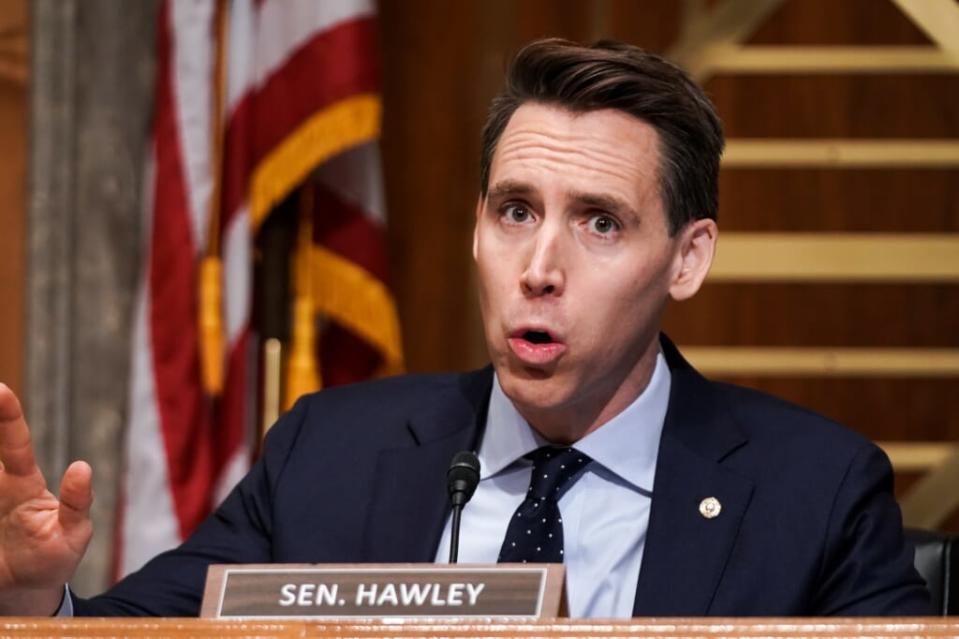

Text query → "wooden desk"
[1,617,957,638]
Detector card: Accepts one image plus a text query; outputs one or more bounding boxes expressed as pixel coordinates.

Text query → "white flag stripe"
[223,210,251,343]
[215,336,258,506]
[253,0,374,89]
[122,220,181,574]
[314,142,387,226]
[171,0,215,256]
[213,445,250,506]
[226,0,256,117]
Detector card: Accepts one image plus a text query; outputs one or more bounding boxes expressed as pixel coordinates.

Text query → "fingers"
[0,383,38,476]
[58,460,93,530]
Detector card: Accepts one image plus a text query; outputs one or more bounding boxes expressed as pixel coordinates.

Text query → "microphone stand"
[449,503,464,563]
[447,451,480,564]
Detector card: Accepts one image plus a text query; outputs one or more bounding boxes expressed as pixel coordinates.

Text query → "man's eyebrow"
[569,190,638,219]
[486,182,639,220]
[487,180,535,200]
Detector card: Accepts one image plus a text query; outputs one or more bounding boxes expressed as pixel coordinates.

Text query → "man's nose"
[520,225,565,297]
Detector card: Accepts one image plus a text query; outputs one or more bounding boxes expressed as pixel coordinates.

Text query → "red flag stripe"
[215,329,251,471]
[250,0,373,92]
[313,184,390,283]
[253,16,379,168]
[149,2,217,540]
[219,16,379,229]
[219,95,254,234]
[320,323,383,387]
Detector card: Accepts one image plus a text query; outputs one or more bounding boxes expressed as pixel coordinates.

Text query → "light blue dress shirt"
[435,350,671,618]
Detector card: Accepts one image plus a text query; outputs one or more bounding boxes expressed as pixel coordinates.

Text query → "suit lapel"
[362,368,493,562]
[633,337,754,616]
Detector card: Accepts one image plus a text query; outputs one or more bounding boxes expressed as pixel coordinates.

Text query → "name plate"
[201,563,566,619]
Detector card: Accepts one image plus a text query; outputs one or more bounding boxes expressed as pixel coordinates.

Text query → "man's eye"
[504,204,531,223]
[589,214,619,235]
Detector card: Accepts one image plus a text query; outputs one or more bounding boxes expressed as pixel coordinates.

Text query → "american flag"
[117,0,400,578]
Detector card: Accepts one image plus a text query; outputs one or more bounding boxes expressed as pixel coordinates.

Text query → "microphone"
[446,450,480,563]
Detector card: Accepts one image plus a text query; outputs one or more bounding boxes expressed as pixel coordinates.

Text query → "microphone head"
[447,450,481,507]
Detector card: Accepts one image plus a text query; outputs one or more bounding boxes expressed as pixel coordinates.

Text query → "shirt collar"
[478,375,545,478]
[479,349,671,493]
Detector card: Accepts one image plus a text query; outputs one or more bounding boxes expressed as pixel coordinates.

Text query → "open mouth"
[523,329,554,345]
[507,327,566,365]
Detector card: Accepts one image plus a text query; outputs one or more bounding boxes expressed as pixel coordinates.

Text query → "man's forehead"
[500,102,660,147]
[488,103,663,208]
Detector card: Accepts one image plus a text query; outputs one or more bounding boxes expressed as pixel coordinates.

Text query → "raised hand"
[0,383,93,616]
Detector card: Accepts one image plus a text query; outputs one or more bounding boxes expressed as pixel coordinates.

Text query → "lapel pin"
[699,496,722,519]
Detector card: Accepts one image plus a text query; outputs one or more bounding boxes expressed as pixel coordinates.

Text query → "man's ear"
[669,218,717,301]
[472,195,484,261]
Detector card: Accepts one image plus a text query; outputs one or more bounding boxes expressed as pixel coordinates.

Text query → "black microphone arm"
[446,450,481,563]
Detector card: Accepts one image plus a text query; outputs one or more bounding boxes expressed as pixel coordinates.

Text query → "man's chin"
[497,368,572,413]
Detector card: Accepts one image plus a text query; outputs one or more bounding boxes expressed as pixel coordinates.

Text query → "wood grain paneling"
[514,0,597,43]
[748,0,930,45]
[896,473,959,531]
[378,0,485,373]
[3,617,958,638]
[709,75,959,138]
[707,377,959,442]
[0,0,27,395]
[605,1,683,53]
[720,169,959,232]
[665,283,959,347]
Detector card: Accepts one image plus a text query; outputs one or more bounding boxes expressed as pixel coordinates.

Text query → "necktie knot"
[525,446,591,500]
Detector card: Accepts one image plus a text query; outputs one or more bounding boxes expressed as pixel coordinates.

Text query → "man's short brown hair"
[480,38,724,235]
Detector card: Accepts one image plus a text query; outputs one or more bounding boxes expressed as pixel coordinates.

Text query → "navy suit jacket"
[75,337,931,616]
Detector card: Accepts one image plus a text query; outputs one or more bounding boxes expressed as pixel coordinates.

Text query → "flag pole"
[261,338,283,438]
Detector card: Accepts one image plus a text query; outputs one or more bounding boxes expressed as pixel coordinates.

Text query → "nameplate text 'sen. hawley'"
[201,564,567,619]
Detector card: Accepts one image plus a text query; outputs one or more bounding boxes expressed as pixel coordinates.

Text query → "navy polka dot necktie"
[497,446,592,564]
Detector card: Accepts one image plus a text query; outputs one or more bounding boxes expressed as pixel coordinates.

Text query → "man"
[0,39,931,617]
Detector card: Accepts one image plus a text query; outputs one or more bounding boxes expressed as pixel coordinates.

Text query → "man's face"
[474,103,706,439]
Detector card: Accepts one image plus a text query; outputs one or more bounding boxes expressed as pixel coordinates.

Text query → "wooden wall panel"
[378,0,486,373]
[0,0,27,396]
[719,170,959,232]
[709,76,959,138]
[666,284,959,347]
[605,1,683,52]
[513,0,597,43]
[747,0,929,45]
[717,378,959,443]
